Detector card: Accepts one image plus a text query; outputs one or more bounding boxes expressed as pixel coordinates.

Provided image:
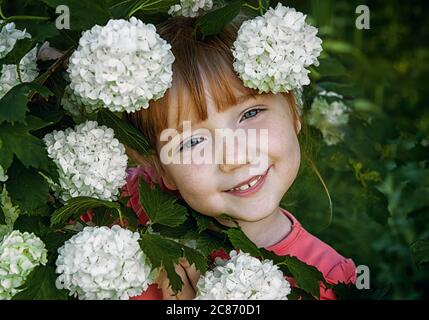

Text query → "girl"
[125,16,356,300]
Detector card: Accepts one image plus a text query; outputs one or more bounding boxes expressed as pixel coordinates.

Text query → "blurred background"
[278,0,429,299]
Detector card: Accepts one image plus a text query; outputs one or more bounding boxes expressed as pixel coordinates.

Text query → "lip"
[224,165,272,197]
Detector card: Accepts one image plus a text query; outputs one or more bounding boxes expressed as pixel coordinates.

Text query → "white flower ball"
[195,250,291,300]
[55,225,155,300]
[0,46,39,98]
[232,3,323,94]
[0,21,31,59]
[168,0,213,18]
[43,120,128,202]
[307,97,350,145]
[0,230,48,300]
[67,17,175,113]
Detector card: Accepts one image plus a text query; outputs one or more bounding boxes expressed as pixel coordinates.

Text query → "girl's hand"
[156,257,201,300]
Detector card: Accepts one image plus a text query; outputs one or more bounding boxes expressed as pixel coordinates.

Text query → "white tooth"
[249,179,258,187]
[239,184,249,191]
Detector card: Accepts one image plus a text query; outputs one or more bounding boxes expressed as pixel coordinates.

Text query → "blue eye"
[240,107,264,122]
[180,136,205,151]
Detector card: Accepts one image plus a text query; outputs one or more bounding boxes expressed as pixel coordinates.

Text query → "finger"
[179,258,201,292]
[160,264,196,300]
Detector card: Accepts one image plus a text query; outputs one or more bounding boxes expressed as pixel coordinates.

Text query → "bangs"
[170,45,262,128]
[125,17,288,151]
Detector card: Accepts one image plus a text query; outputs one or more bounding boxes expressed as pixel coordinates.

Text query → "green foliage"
[0,0,427,300]
[0,82,52,125]
[50,196,121,227]
[97,109,152,156]
[138,177,188,227]
[12,266,69,300]
[195,0,242,38]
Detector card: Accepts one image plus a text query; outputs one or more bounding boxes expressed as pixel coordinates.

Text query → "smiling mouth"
[224,165,272,196]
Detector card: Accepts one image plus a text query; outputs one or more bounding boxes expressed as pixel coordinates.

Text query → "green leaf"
[411,240,429,265]
[139,233,184,294]
[42,231,75,264]
[5,159,49,214]
[0,115,52,171]
[97,109,151,156]
[0,83,53,125]
[191,209,212,233]
[264,252,326,299]
[223,228,262,258]
[12,266,69,300]
[50,196,120,227]
[41,0,111,31]
[182,245,208,273]
[195,0,242,39]
[14,215,50,238]
[138,178,188,227]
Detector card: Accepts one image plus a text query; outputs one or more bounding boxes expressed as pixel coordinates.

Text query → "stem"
[242,3,260,11]
[0,4,6,20]
[4,15,49,22]
[127,0,164,18]
[258,0,264,15]
[16,64,22,83]
[117,208,124,227]
[307,158,333,229]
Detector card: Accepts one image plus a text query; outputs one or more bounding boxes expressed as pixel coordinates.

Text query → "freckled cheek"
[170,163,218,201]
[266,120,300,161]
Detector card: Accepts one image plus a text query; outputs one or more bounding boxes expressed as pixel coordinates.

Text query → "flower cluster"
[232,3,322,94]
[0,46,38,98]
[168,0,213,18]
[55,225,155,300]
[0,21,30,59]
[307,97,350,145]
[67,17,175,113]
[43,121,128,202]
[195,250,291,300]
[0,230,48,300]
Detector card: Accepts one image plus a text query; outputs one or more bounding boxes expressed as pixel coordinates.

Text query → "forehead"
[165,78,269,132]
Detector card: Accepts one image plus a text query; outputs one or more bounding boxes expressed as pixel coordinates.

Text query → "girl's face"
[157,91,301,223]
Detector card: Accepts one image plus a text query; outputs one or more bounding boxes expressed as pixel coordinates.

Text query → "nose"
[218,131,254,174]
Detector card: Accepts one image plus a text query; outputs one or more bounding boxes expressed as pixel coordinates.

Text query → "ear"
[161,174,178,191]
[151,155,178,191]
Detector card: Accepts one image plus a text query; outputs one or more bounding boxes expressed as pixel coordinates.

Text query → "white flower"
[67,17,175,113]
[61,85,98,118]
[232,3,322,94]
[55,225,155,300]
[195,250,291,300]
[168,0,213,18]
[0,165,7,182]
[0,46,39,98]
[307,97,350,145]
[43,121,128,202]
[0,21,31,59]
[0,230,48,300]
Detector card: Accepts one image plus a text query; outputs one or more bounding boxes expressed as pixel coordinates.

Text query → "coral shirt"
[131,208,356,300]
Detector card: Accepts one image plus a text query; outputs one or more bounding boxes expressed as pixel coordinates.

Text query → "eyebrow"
[174,93,260,133]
